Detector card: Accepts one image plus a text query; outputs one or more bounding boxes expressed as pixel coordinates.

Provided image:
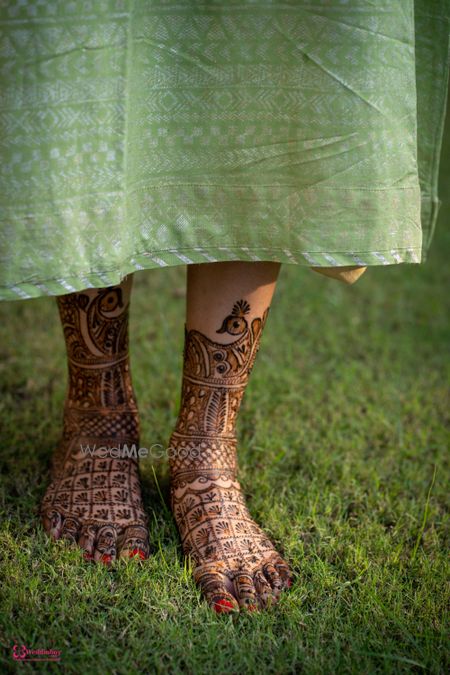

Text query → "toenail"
[101,554,112,564]
[127,548,146,560]
[212,599,236,613]
[286,578,292,588]
[83,552,94,561]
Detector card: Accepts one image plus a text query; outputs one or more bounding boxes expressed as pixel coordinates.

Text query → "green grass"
[1,137,449,675]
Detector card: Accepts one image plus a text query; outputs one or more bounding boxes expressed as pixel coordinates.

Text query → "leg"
[40,276,149,562]
[169,261,292,613]
[310,265,367,284]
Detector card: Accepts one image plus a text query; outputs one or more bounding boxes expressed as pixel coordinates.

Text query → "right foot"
[40,284,149,563]
[169,300,292,612]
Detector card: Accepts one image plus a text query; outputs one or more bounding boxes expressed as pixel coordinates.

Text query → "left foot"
[170,470,292,613]
[169,300,292,612]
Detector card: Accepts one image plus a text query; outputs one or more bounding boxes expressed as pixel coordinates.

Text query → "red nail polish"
[83,552,94,561]
[286,578,292,588]
[101,554,112,565]
[128,548,146,560]
[213,599,235,613]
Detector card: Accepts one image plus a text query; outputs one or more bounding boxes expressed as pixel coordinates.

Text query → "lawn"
[0,131,449,675]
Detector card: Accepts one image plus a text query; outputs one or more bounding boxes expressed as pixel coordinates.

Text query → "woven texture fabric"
[0,1,449,301]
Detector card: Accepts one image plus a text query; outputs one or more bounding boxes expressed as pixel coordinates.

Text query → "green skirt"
[0,1,449,301]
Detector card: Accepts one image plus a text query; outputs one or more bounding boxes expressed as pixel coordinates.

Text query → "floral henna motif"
[40,284,149,562]
[169,300,292,612]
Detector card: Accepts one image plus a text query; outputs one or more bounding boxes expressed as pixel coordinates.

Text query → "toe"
[211,597,238,614]
[273,557,293,590]
[93,525,118,565]
[78,524,98,561]
[234,571,259,612]
[59,516,81,544]
[262,562,283,596]
[41,510,64,540]
[253,568,277,609]
[118,524,149,560]
[195,567,239,614]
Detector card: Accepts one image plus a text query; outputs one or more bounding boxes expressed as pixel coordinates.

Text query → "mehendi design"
[40,283,149,562]
[169,300,292,612]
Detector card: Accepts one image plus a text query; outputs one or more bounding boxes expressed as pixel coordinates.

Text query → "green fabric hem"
[1,181,423,302]
[0,246,423,302]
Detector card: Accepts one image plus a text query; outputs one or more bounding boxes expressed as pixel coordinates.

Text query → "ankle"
[168,429,238,484]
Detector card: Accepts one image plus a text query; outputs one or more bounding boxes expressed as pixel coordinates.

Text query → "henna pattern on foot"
[169,300,292,612]
[40,284,149,562]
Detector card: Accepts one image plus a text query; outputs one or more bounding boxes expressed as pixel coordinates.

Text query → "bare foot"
[40,284,149,563]
[169,300,292,612]
[40,408,149,563]
[171,467,291,613]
